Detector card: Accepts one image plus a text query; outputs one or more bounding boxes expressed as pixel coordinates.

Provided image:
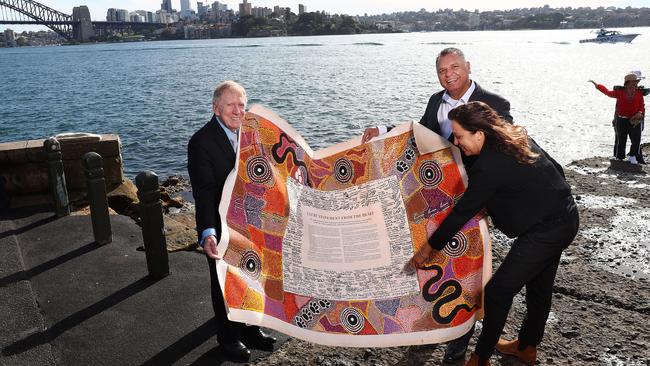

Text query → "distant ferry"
[579,28,640,43]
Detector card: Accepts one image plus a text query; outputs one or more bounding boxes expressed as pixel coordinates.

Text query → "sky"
[4,0,650,31]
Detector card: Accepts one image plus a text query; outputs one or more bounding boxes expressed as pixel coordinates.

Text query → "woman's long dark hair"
[448,101,539,164]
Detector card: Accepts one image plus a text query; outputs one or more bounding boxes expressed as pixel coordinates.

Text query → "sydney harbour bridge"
[0,0,168,42]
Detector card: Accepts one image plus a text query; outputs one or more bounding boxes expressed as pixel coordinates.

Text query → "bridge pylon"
[72,6,94,41]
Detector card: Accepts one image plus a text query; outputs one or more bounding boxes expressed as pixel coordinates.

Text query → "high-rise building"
[4,29,16,46]
[212,1,227,12]
[252,7,272,17]
[130,12,144,22]
[209,1,229,22]
[116,9,129,22]
[197,2,207,16]
[106,8,117,21]
[299,4,306,15]
[161,0,172,12]
[181,0,191,12]
[135,10,152,22]
[239,0,252,16]
[156,9,172,23]
[273,6,291,17]
[4,29,15,41]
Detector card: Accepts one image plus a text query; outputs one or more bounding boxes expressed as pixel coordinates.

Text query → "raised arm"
[590,80,617,98]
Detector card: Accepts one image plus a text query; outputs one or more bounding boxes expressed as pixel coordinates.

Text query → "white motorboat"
[579,28,640,43]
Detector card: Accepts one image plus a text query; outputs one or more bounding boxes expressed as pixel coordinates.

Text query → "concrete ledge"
[0,134,124,197]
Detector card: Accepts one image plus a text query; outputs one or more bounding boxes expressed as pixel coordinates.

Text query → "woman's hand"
[408,244,436,269]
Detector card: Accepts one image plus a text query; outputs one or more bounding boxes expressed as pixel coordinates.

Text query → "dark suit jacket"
[428,140,572,250]
[187,114,236,243]
[419,82,513,136]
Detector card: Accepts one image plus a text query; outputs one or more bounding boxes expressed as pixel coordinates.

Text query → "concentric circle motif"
[246,156,272,184]
[443,232,468,258]
[334,158,354,184]
[418,161,443,187]
[339,307,365,334]
[239,251,262,279]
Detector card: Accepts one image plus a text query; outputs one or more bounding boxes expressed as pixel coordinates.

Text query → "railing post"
[135,171,169,279]
[83,152,112,245]
[44,137,70,217]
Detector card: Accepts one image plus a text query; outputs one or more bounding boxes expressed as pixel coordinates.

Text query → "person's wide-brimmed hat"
[624,70,645,82]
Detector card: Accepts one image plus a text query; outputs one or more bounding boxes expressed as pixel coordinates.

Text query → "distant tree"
[231,15,274,36]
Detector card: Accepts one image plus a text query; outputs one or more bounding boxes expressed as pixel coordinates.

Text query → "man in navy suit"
[362,47,512,142]
[188,81,276,361]
[361,48,512,363]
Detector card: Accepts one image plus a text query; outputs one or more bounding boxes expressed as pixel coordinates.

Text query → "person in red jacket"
[590,71,646,164]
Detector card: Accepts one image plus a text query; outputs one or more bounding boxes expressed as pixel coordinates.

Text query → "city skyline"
[21,0,650,20]
[4,0,649,32]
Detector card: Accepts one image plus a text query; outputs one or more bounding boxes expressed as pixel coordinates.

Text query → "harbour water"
[1,27,648,178]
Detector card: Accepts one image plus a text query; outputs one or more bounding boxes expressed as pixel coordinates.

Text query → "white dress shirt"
[437,81,476,139]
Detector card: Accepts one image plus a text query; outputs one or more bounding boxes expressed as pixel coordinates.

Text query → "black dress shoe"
[220,340,251,361]
[443,326,474,363]
[443,339,468,363]
[242,328,277,351]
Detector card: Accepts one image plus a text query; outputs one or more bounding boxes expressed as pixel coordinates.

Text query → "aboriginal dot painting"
[216,105,491,347]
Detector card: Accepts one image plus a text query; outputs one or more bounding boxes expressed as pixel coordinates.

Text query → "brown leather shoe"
[465,353,491,366]
[495,338,536,365]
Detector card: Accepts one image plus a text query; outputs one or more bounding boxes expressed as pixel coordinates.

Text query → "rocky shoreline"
[118,146,650,365]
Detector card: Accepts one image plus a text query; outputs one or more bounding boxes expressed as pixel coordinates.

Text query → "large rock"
[106,177,140,221]
[163,216,198,252]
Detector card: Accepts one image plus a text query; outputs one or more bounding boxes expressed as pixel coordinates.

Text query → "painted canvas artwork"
[215,105,491,347]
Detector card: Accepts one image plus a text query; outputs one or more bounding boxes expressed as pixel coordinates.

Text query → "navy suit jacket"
[187,114,236,243]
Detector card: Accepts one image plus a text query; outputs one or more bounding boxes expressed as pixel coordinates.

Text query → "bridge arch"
[0,0,73,40]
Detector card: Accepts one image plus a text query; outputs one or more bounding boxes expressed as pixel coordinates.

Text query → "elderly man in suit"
[361,47,512,364]
[187,80,276,361]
